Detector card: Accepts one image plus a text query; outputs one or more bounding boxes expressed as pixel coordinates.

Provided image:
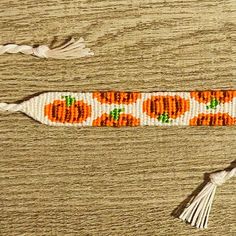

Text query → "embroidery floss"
[179,165,236,229]
[0,91,235,126]
[0,37,94,59]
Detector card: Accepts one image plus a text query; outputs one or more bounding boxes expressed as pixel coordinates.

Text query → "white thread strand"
[179,167,236,229]
[0,37,94,59]
[0,103,22,112]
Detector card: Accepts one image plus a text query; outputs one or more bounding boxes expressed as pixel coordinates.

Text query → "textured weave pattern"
[15,91,236,126]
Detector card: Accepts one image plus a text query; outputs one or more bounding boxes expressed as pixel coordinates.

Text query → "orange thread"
[44,100,91,124]
[93,113,140,127]
[189,113,236,126]
[143,95,190,119]
[93,92,141,104]
[190,91,236,104]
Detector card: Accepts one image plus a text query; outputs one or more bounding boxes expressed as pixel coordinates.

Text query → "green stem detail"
[206,99,219,110]
[110,108,125,121]
[62,95,76,107]
[158,113,170,123]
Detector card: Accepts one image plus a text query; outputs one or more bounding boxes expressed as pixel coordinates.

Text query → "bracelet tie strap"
[0,91,235,126]
[179,166,236,229]
[0,37,94,59]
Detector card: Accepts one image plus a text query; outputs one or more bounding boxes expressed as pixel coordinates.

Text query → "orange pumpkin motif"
[93,92,141,104]
[93,108,140,127]
[143,95,190,123]
[44,96,91,123]
[190,91,236,109]
[189,113,236,126]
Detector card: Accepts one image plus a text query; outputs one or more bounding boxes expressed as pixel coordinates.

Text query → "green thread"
[61,95,76,107]
[110,108,125,121]
[158,113,170,123]
[206,98,219,110]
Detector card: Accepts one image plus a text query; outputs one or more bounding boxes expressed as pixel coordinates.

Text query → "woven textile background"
[0,0,235,235]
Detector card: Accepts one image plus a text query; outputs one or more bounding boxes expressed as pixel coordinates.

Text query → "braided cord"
[0,38,94,59]
[0,103,22,112]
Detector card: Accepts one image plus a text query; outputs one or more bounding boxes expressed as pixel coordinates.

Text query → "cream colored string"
[0,37,94,59]
[179,166,236,229]
[0,103,22,112]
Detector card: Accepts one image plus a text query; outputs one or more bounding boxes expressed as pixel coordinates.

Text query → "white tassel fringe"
[179,167,236,229]
[0,37,94,59]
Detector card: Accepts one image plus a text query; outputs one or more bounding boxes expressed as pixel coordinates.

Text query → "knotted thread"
[179,166,236,229]
[0,37,94,59]
[0,103,22,112]
[210,169,236,186]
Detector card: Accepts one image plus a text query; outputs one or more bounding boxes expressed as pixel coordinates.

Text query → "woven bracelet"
[0,91,235,126]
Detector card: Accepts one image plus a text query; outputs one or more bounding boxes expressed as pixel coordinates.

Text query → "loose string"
[0,103,22,112]
[179,166,236,229]
[0,37,94,59]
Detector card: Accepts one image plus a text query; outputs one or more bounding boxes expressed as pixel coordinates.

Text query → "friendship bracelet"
[0,91,235,126]
[0,37,94,59]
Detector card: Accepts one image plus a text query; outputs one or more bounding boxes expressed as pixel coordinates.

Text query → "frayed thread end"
[179,168,236,229]
[0,37,94,60]
[46,37,94,59]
